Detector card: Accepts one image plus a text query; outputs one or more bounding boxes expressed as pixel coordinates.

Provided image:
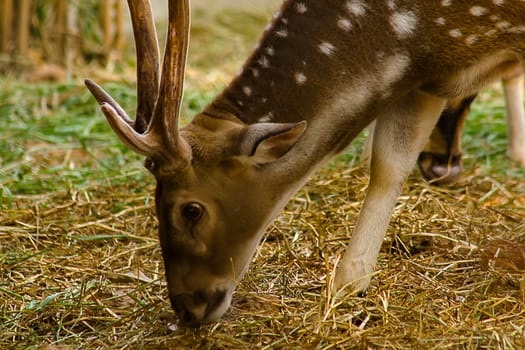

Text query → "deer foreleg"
[334,91,446,294]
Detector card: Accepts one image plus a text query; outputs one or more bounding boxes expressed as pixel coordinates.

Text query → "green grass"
[464,93,522,176]
[0,80,132,195]
[1,77,523,216]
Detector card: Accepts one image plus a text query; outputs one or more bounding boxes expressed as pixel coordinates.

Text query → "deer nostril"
[206,290,226,317]
[171,297,203,327]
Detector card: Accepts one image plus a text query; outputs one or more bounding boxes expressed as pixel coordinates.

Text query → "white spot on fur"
[378,53,411,96]
[242,86,252,96]
[435,17,446,25]
[484,29,497,36]
[496,21,511,30]
[449,28,463,38]
[465,34,479,45]
[387,0,397,10]
[275,27,288,38]
[346,0,367,17]
[508,25,525,34]
[390,11,417,39]
[441,0,451,6]
[493,0,505,5]
[261,97,268,103]
[470,6,487,16]
[251,68,260,78]
[265,46,275,56]
[258,56,270,68]
[295,72,307,85]
[295,2,307,13]
[338,17,353,31]
[259,112,274,122]
[319,42,336,56]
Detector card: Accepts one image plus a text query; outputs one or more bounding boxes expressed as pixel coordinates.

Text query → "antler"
[85,0,191,172]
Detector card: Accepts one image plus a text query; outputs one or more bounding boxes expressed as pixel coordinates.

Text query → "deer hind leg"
[334,90,446,294]
[502,71,525,166]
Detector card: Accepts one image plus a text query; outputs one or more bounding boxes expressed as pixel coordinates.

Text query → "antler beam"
[85,0,191,172]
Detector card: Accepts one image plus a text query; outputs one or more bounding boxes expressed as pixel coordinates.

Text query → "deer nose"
[170,289,228,327]
[428,156,462,185]
[418,152,463,186]
[431,162,461,179]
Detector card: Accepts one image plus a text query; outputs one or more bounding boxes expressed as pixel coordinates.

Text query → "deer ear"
[240,121,307,164]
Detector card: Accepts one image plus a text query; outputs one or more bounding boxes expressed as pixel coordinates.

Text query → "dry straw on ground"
[1,161,524,349]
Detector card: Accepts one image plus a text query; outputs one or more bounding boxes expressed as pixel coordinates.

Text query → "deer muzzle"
[169,288,232,327]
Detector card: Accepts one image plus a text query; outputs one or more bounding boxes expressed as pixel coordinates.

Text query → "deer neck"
[203,1,414,163]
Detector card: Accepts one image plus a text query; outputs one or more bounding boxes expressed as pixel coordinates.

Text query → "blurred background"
[0,0,280,84]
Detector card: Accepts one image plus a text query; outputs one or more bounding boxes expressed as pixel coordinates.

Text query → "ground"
[1,1,524,349]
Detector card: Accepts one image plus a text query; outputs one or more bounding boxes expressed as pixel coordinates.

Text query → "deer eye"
[181,203,204,222]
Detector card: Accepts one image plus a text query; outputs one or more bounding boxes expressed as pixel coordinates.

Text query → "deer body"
[87,0,525,326]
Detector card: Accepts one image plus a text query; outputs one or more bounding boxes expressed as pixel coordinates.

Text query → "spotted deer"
[86,0,525,326]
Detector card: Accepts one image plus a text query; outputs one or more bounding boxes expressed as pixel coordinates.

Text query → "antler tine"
[85,0,159,133]
[84,79,134,126]
[147,0,192,167]
[127,0,160,133]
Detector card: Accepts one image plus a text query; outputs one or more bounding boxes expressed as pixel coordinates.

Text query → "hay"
[1,160,524,349]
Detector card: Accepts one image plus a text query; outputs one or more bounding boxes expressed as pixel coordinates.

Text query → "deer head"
[86,0,306,326]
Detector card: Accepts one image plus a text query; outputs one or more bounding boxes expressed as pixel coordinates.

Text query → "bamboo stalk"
[114,0,125,58]
[17,0,31,54]
[55,0,67,65]
[100,0,113,54]
[0,0,13,53]
[65,0,79,71]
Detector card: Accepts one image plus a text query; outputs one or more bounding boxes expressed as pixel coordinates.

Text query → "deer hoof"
[508,148,525,166]
[333,257,374,296]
